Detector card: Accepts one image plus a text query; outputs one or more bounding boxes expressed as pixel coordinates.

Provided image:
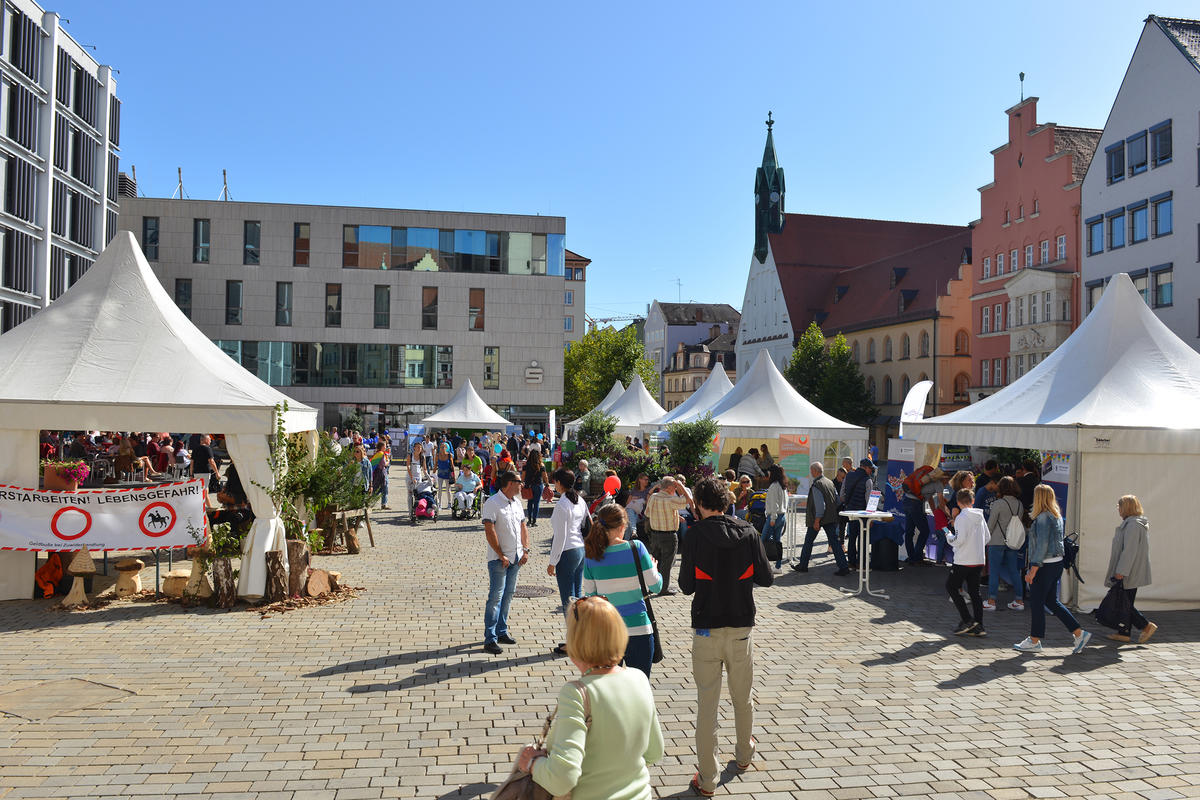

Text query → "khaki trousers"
[692,626,754,791]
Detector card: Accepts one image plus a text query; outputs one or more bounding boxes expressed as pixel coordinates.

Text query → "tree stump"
[345,524,361,555]
[161,569,190,598]
[264,551,287,603]
[286,540,310,597]
[212,557,236,608]
[114,558,144,597]
[305,568,332,596]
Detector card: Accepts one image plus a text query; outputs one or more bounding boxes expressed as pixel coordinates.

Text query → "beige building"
[661,327,737,411]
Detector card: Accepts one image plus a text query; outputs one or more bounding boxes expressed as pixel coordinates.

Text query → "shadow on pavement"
[347,650,560,693]
[303,643,482,677]
[937,653,1031,689]
[861,637,954,666]
[433,782,497,799]
[0,596,197,632]
[777,600,836,614]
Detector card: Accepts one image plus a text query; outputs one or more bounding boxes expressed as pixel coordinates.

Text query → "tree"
[666,414,720,484]
[562,326,658,418]
[576,410,618,454]
[819,333,877,426]
[784,321,826,401]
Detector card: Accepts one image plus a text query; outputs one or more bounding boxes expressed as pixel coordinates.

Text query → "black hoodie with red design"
[679,513,774,629]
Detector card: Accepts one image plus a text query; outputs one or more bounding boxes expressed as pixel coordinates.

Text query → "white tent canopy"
[707,350,868,441]
[562,380,625,439]
[653,362,734,426]
[905,273,1200,609]
[604,374,668,436]
[420,379,511,429]
[0,232,317,601]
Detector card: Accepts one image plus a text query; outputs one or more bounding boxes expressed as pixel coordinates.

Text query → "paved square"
[2,481,1199,799]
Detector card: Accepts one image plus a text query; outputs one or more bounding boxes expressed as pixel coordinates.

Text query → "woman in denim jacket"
[1013,485,1092,654]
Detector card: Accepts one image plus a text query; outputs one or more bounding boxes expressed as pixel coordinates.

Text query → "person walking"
[795,462,850,574]
[984,476,1025,611]
[436,439,455,509]
[760,465,789,573]
[482,472,529,655]
[678,477,773,797]
[1105,494,1156,643]
[839,458,876,567]
[548,468,588,656]
[644,477,693,596]
[945,488,988,637]
[524,450,547,526]
[1013,484,1092,654]
[517,595,664,799]
[582,504,662,676]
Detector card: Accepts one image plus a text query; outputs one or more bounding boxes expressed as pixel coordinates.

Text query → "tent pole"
[1066,436,1083,610]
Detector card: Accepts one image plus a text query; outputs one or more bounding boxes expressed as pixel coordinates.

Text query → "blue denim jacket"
[1026,511,1064,567]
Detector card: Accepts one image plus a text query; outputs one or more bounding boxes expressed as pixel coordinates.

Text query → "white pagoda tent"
[420,379,512,429]
[654,362,734,426]
[604,374,668,437]
[562,380,625,439]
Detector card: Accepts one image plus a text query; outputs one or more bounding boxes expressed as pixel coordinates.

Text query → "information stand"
[839,510,894,600]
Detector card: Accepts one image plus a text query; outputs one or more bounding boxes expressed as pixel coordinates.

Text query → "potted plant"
[41,459,90,491]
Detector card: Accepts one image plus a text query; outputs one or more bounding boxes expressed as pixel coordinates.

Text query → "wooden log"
[362,507,375,547]
[60,576,88,607]
[285,540,310,597]
[212,557,236,608]
[182,568,213,606]
[305,568,332,597]
[114,558,144,597]
[327,570,342,592]
[161,569,190,598]
[264,551,287,603]
[345,525,360,554]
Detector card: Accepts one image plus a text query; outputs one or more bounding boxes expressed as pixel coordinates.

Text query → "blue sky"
[61,1,1194,322]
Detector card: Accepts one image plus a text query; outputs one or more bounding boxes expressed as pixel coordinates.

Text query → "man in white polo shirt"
[482,471,529,655]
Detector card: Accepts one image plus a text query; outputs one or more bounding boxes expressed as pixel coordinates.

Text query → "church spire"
[754,112,786,264]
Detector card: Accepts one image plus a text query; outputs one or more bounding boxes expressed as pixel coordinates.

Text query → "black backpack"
[1062,531,1083,583]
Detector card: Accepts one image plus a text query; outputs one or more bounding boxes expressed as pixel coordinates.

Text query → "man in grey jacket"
[793,463,849,574]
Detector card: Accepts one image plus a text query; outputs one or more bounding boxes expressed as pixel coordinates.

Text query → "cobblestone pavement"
[3,479,1200,799]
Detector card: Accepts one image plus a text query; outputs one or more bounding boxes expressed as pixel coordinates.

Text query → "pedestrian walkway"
[2,490,1200,798]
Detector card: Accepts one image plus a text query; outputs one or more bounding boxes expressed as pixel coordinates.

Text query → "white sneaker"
[1013,636,1043,653]
[771,565,783,574]
[1007,600,1025,611]
[982,600,996,611]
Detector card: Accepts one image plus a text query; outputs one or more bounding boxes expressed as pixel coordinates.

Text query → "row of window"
[151,217,567,277]
[853,330,931,364]
[0,298,36,333]
[980,291,1070,334]
[978,351,1052,388]
[213,340,502,391]
[1002,198,1041,225]
[1086,266,1173,314]
[865,372,928,406]
[665,375,706,394]
[54,47,101,130]
[1105,121,1172,184]
[982,235,1067,279]
[1086,193,1172,255]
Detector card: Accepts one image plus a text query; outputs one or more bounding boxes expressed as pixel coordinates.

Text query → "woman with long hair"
[581,503,662,677]
[761,464,788,572]
[1106,494,1156,643]
[1013,484,1092,654]
[117,435,161,478]
[984,476,1025,611]
[548,468,588,656]
[435,437,454,509]
[524,448,547,526]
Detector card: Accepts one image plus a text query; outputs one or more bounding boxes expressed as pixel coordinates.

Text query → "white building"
[0,0,121,332]
[1080,15,1198,345]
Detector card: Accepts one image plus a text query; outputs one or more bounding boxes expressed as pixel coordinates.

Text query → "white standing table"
[839,510,894,600]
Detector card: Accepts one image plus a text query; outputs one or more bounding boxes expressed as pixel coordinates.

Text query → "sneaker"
[690,773,715,797]
[982,600,996,611]
[497,634,517,645]
[483,641,503,655]
[953,620,975,636]
[792,564,809,573]
[967,623,987,637]
[736,737,757,770]
[771,565,783,574]
[1072,630,1092,654]
[1138,622,1158,644]
[1013,636,1042,653]
[1007,600,1025,611]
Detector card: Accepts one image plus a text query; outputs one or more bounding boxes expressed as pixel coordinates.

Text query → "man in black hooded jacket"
[679,476,773,796]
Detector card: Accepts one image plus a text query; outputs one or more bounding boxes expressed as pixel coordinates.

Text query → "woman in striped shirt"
[582,504,662,677]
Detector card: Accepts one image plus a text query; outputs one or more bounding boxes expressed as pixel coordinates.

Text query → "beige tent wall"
[0,429,39,600]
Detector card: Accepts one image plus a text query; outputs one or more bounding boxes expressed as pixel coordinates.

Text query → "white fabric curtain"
[0,429,40,600]
[226,434,289,600]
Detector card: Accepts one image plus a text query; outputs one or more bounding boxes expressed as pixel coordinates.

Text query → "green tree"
[818,333,877,426]
[563,326,658,418]
[666,413,720,483]
[784,321,826,400]
[576,410,618,453]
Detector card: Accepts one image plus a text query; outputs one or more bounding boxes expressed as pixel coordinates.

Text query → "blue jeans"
[761,513,786,568]
[931,528,952,563]
[484,559,522,644]
[623,632,655,678]
[379,473,389,507]
[554,546,584,611]
[799,522,848,571]
[526,484,543,522]
[903,496,930,561]
[987,545,1022,601]
[1028,560,1079,639]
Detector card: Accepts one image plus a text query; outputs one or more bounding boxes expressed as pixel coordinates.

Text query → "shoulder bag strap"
[632,542,657,623]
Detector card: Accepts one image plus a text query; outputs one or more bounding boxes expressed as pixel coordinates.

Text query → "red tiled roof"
[818,228,973,334]
[768,214,966,335]
[565,249,591,264]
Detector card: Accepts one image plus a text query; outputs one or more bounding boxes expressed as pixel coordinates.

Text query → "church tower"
[753,112,786,264]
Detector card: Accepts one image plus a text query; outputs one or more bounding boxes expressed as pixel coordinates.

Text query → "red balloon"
[603,475,621,494]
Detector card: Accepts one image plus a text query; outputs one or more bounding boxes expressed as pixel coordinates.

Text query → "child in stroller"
[410,467,438,523]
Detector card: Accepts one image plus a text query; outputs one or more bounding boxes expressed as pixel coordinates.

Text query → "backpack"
[1003,498,1026,549]
[903,465,933,495]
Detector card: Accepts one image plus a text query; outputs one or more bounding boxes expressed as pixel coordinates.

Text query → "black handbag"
[1094,578,1131,629]
[633,542,665,663]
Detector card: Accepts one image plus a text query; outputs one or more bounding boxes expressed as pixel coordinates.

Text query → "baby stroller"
[410,476,438,524]
[451,487,482,520]
[747,490,768,533]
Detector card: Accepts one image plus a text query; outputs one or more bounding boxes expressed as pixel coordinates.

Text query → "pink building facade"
[968,98,1100,401]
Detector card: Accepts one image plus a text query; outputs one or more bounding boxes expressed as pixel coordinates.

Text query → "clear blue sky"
[59,0,1194,322]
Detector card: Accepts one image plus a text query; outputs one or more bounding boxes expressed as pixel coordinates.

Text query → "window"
[868,339,876,361]
[1087,218,1104,255]
[982,360,990,387]
[1130,203,1148,244]
[193,218,211,263]
[469,288,485,331]
[852,341,860,362]
[1016,354,1025,378]
[225,280,243,325]
[919,331,929,357]
[954,330,968,355]
[1006,301,1012,328]
[243,220,261,265]
[901,374,911,396]
[867,377,876,403]
[1043,292,1051,322]
[1004,209,1011,224]
[883,376,893,404]
[564,316,574,332]
[174,278,191,319]
[994,304,1002,331]
[1086,282,1103,314]
[1040,240,1049,264]
[883,337,893,360]
[1153,267,1173,308]
[1024,244,1033,268]
[422,287,438,329]
[1029,293,1038,324]
[484,347,500,389]
[1056,235,1066,261]
[325,283,342,327]
[1033,199,1040,216]
[981,307,990,333]
[954,373,969,402]
[574,268,584,280]
[374,285,390,329]
[993,358,1003,386]
[1152,121,1172,167]
[983,257,991,278]
[293,223,310,266]
[1108,211,1125,249]
[1016,296,1024,327]
[1153,194,1173,237]
[1127,131,1148,175]
[1011,249,1019,271]
[1017,204,1024,220]
[275,282,292,326]
[997,252,1005,274]
[565,289,574,306]
[437,345,453,388]
[901,334,910,358]
[142,217,159,260]
[1029,353,1039,369]
[1062,299,1070,322]
[1133,273,1149,305]
[1106,141,1125,184]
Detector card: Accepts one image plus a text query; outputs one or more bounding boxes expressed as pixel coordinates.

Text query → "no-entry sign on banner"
[0,479,207,551]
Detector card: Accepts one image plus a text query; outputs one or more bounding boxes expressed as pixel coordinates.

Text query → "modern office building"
[118,197,575,431]
[0,0,122,332]
[1081,16,1198,349]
